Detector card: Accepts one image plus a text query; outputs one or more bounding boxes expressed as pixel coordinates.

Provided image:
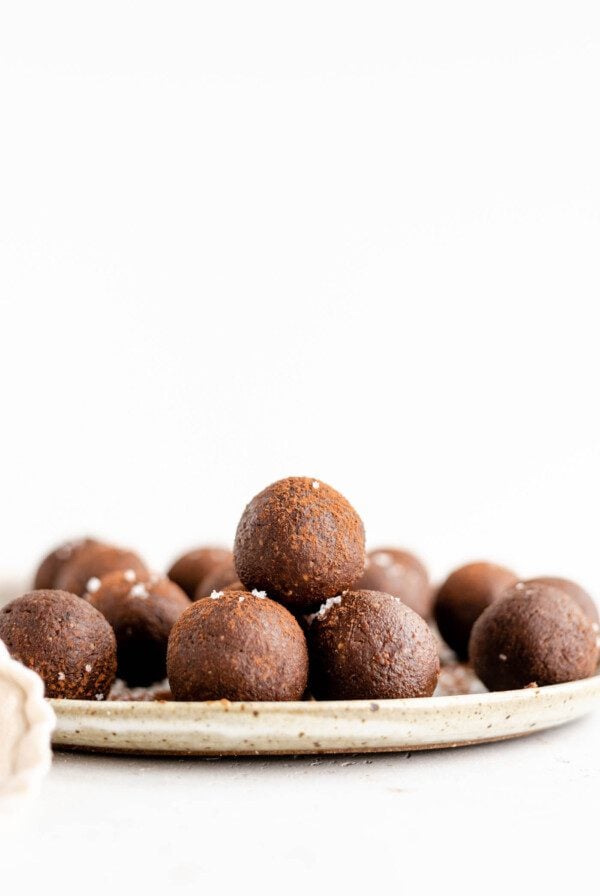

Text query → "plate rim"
[48,675,600,756]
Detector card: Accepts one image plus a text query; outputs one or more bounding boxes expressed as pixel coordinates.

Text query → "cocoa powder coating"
[308,590,440,700]
[167,590,309,701]
[469,582,598,691]
[434,561,518,659]
[0,590,117,699]
[86,570,191,686]
[234,477,366,610]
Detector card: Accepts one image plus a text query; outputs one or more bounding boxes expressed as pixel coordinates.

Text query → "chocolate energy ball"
[33,537,104,590]
[167,591,309,701]
[525,577,599,628]
[86,571,191,686]
[195,560,240,600]
[469,582,598,691]
[0,590,117,700]
[353,547,432,619]
[434,561,518,659]
[308,590,440,700]
[167,546,232,600]
[55,543,148,596]
[222,580,246,592]
[234,477,366,611]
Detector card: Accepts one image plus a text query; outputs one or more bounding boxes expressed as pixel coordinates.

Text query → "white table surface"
[2,706,598,895]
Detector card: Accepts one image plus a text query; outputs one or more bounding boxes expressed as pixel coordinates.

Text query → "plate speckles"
[49,675,600,756]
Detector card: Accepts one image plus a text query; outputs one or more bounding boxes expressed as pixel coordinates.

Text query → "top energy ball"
[233,477,366,611]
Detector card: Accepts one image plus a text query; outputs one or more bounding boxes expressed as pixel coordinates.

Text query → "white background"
[1,3,599,893]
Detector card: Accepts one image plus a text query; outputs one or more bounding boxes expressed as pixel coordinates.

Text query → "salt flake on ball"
[130,583,149,599]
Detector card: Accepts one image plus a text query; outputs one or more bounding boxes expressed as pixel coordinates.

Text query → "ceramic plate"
[50,674,600,756]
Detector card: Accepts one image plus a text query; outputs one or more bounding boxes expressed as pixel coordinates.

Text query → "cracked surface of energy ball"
[469,582,598,691]
[167,590,308,701]
[234,477,366,611]
[55,543,149,596]
[33,537,104,590]
[167,546,232,600]
[353,547,432,618]
[85,570,191,686]
[0,590,117,700]
[308,590,440,700]
[434,561,518,659]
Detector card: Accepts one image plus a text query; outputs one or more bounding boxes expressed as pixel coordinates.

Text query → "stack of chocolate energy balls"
[1,477,598,703]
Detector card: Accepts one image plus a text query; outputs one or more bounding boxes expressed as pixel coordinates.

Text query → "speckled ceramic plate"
[49,674,600,755]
